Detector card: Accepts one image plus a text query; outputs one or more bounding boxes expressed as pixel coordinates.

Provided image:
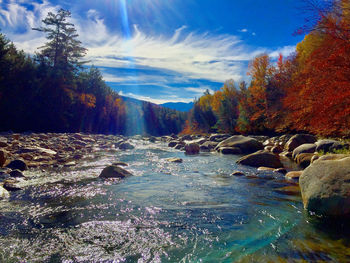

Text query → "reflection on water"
[0,139,349,262]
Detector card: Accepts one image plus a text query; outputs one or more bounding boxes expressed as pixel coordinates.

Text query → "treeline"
[0,9,185,136]
[184,0,350,137]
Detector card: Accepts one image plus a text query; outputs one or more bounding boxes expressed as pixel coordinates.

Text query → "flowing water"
[0,138,350,262]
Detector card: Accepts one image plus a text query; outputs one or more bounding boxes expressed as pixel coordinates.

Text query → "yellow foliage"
[79,93,96,108]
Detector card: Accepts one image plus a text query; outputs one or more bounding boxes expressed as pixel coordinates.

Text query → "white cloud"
[119,91,192,104]
[184,87,214,95]
[239,28,248,33]
[269,45,296,58]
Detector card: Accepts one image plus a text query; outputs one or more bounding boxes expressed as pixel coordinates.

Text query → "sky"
[0,0,309,104]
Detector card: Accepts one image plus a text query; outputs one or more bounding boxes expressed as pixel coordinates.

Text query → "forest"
[0,9,186,136]
[183,0,350,138]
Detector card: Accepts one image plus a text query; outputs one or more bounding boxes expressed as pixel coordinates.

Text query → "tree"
[33,9,87,73]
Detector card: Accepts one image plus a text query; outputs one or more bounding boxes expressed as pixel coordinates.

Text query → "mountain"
[160,102,194,112]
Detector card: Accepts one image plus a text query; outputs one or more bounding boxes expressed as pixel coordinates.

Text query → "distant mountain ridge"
[160,102,194,112]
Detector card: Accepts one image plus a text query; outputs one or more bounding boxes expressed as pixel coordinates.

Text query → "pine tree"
[33,9,87,72]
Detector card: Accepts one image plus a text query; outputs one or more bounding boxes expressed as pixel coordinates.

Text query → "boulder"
[215,135,263,154]
[185,143,200,155]
[209,134,230,142]
[167,158,183,163]
[6,159,28,171]
[99,165,132,179]
[112,162,128,167]
[292,143,317,159]
[0,186,9,198]
[180,134,193,141]
[295,153,314,168]
[271,146,283,154]
[315,139,339,153]
[0,140,8,148]
[15,147,57,156]
[231,171,245,176]
[274,168,287,174]
[0,150,7,167]
[201,141,218,150]
[237,150,283,168]
[175,144,185,150]
[299,155,350,216]
[9,169,25,178]
[168,140,179,147]
[118,142,135,150]
[285,134,317,152]
[219,147,242,155]
[285,171,303,181]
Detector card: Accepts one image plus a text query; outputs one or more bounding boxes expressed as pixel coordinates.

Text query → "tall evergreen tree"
[33,9,87,73]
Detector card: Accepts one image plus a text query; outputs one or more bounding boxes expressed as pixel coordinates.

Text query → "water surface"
[0,139,349,262]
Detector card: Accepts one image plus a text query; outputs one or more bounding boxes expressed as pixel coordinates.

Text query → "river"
[0,138,349,262]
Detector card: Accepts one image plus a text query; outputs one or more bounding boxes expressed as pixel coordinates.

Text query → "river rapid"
[0,137,349,262]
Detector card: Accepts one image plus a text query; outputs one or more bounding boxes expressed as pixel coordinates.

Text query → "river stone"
[6,159,27,171]
[231,171,245,176]
[315,139,339,153]
[237,150,283,168]
[285,134,317,152]
[219,147,242,155]
[167,158,183,163]
[285,171,303,181]
[168,141,179,147]
[215,135,263,154]
[15,146,57,155]
[299,155,350,216]
[209,134,229,142]
[295,153,314,168]
[112,162,128,167]
[0,140,8,148]
[271,146,283,154]
[9,169,25,178]
[99,165,132,179]
[0,150,7,167]
[119,142,135,150]
[0,186,9,198]
[292,143,317,159]
[274,168,287,174]
[185,142,200,155]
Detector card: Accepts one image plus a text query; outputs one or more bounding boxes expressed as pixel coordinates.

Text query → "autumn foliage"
[184,0,350,137]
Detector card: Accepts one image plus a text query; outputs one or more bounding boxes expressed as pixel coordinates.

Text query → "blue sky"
[0,0,308,103]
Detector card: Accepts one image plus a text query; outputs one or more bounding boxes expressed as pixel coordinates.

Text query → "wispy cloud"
[119,91,193,104]
[0,1,296,103]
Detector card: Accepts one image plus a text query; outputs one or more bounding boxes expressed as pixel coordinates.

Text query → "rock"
[295,153,314,168]
[315,139,339,153]
[201,141,218,150]
[237,150,283,168]
[15,146,57,156]
[0,150,7,167]
[12,134,20,140]
[0,141,8,148]
[316,154,349,162]
[231,171,245,176]
[99,165,132,179]
[185,143,200,155]
[271,146,283,154]
[292,143,317,159]
[112,162,128,167]
[199,145,210,152]
[209,134,230,142]
[9,169,25,178]
[64,161,76,167]
[180,134,193,141]
[118,142,135,150]
[167,158,183,163]
[299,156,350,216]
[0,186,9,198]
[274,168,287,174]
[168,141,179,147]
[264,146,273,151]
[3,182,22,191]
[219,147,242,155]
[175,144,184,150]
[6,159,27,171]
[285,171,303,181]
[257,167,275,171]
[285,134,317,152]
[311,155,319,163]
[215,135,263,154]
[280,151,293,158]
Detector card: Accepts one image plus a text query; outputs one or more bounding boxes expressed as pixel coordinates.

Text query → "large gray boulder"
[99,165,132,179]
[292,143,317,159]
[299,155,350,216]
[6,159,27,171]
[315,139,339,153]
[236,150,283,168]
[215,135,263,154]
[185,142,200,155]
[285,134,316,152]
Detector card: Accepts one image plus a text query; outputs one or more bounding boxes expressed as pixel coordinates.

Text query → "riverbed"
[0,138,349,262]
